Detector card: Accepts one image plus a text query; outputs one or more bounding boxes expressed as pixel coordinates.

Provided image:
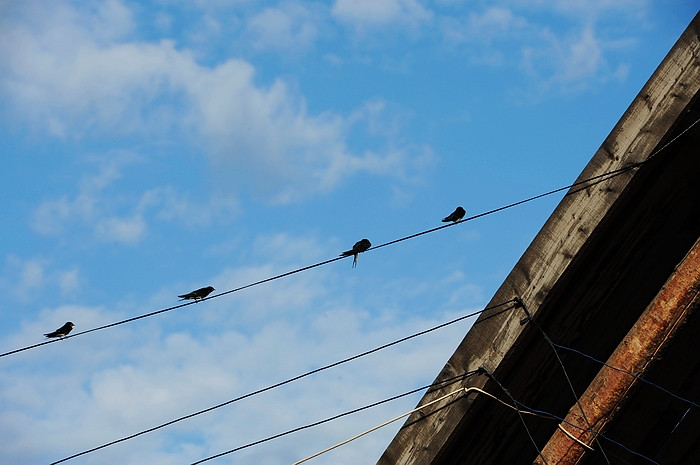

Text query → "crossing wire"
[190,371,481,465]
[50,299,518,464]
[485,371,664,465]
[517,297,611,464]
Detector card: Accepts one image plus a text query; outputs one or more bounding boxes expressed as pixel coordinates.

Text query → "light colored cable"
[292,386,549,465]
[557,424,595,451]
[292,387,467,465]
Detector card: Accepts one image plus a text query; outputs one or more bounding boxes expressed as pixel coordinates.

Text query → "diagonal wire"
[516,297,612,464]
[188,371,480,465]
[50,300,516,465]
[0,164,638,359]
[480,366,550,465]
[510,398,662,464]
[552,342,700,409]
[5,115,699,360]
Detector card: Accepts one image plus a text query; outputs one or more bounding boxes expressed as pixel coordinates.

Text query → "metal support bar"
[534,237,700,464]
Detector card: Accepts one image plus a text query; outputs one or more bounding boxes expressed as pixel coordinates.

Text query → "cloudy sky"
[1,1,697,464]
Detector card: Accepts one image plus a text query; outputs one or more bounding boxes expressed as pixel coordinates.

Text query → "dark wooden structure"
[378,12,700,465]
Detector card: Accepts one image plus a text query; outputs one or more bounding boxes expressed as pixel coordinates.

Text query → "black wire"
[189,370,480,465]
[6,115,700,360]
[510,399,662,465]
[480,366,550,465]
[516,298,611,464]
[552,342,700,409]
[0,255,345,358]
[0,164,637,359]
[0,159,657,360]
[50,301,515,464]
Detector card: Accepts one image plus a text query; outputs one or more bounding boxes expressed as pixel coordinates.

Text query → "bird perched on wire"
[340,239,371,268]
[442,206,466,223]
[44,322,74,339]
[178,286,215,301]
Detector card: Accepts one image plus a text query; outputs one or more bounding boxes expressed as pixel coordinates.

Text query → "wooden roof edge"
[378,12,700,465]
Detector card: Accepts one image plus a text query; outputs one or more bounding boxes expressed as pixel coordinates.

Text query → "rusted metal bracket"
[533,237,700,464]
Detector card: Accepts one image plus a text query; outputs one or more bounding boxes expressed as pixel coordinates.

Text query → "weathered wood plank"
[378,13,700,465]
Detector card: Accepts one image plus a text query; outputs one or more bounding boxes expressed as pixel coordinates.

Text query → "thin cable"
[0,255,344,358]
[510,398,662,465]
[190,372,479,465]
[294,385,560,465]
[552,342,700,409]
[50,301,516,465]
[0,165,629,359]
[4,116,698,360]
[293,388,468,465]
[480,366,550,465]
[516,298,611,464]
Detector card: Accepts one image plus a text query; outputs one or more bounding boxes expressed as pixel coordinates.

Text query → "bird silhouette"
[340,239,371,268]
[178,286,215,301]
[442,206,466,223]
[44,322,74,339]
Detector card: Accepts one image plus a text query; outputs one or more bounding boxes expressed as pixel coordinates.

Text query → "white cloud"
[2,256,46,301]
[438,3,644,92]
[442,7,527,43]
[138,186,240,226]
[29,154,141,240]
[245,3,319,51]
[58,268,81,295]
[1,0,432,204]
[0,246,480,464]
[521,23,612,92]
[332,0,432,29]
[19,259,45,294]
[538,0,649,22]
[29,151,240,242]
[95,215,147,244]
[559,25,602,81]
[1,256,83,301]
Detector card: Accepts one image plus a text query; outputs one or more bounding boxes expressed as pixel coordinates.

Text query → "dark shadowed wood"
[378,12,700,465]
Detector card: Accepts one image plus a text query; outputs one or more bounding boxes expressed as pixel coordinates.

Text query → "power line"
[513,402,663,465]
[190,366,664,465]
[517,297,611,464]
[6,113,699,361]
[551,342,700,409]
[480,366,550,465]
[50,299,517,465]
[0,159,650,360]
[190,371,480,465]
[485,369,663,465]
[15,112,700,462]
[2,115,696,363]
[294,384,558,465]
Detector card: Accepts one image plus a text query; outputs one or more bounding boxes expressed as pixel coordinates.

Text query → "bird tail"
[340,250,354,257]
[441,218,450,222]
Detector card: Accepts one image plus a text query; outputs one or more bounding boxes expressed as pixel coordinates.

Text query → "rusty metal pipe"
[534,237,700,464]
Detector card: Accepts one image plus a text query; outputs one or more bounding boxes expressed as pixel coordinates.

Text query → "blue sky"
[1,1,697,464]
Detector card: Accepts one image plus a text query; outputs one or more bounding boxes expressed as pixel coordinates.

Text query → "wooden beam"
[378,13,700,465]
